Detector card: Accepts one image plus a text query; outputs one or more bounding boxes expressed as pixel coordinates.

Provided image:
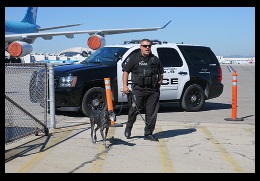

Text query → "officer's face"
[140,41,152,57]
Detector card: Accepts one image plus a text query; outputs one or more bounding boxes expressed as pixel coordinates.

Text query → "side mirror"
[114,52,122,59]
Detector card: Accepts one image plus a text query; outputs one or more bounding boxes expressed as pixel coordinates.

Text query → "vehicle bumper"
[208,83,224,99]
[55,87,82,110]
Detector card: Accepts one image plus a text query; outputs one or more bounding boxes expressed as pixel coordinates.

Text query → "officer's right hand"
[122,86,130,94]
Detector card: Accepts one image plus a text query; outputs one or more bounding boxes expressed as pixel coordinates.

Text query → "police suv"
[31,40,224,117]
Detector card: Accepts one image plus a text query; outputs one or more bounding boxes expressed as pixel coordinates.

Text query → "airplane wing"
[6,20,172,57]
[5,20,172,43]
[38,23,82,31]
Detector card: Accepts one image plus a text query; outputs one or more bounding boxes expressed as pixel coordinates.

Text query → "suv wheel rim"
[190,95,197,102]
[188,90,201,107]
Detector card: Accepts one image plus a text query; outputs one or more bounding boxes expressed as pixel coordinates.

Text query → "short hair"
[141,39,151,44]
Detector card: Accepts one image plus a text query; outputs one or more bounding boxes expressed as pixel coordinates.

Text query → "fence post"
[225,67,244,121]
[48,63,56,129]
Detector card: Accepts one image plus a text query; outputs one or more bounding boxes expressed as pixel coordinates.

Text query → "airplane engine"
[87,35,106,50]
[8,41,33,57]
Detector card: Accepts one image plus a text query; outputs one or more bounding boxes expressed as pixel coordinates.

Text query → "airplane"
[5,7,172,58]
[5,7,82,58]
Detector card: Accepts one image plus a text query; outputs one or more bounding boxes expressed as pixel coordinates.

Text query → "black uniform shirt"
[122,50,164,75]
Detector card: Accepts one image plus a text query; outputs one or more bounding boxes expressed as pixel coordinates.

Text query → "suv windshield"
[81,47,129,66]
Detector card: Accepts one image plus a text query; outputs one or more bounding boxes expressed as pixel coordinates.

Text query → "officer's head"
[140,39,152,57]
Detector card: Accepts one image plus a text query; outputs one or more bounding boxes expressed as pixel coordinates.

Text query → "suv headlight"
[58,76,77,87]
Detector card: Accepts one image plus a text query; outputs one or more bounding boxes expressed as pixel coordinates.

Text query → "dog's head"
[90,99,101,111]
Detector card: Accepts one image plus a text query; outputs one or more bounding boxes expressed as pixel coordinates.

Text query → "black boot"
[124,127,132,139]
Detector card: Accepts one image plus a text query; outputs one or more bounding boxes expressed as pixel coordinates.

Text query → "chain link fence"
[5,63,49,145]
[5,63,89,145]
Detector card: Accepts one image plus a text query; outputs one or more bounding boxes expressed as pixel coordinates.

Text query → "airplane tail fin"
[21,7,38,24]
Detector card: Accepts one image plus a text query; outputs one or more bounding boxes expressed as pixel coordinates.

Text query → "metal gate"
[5,63,49,145]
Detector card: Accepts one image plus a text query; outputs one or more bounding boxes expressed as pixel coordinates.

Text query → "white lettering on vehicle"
[128,78,178,85]
[162,78,178,85]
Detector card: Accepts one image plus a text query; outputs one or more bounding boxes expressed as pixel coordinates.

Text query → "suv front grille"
[54,76,59,88]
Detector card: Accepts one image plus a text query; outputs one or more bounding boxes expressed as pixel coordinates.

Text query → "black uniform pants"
[126,85,160,136]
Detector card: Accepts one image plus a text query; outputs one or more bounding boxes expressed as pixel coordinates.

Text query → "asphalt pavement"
[5,64,255,173]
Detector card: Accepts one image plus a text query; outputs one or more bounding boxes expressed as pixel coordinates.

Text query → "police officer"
[122,39,164,141]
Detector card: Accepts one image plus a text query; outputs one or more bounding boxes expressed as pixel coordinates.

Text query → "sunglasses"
[141,45,152,48]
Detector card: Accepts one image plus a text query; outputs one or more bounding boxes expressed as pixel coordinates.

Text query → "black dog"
[89,106,116,148]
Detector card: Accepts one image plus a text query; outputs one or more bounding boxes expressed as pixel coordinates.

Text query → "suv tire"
[181,84,205,112]
[81,87,107,117]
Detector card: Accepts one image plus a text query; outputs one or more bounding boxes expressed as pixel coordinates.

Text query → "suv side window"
[178,46,218,66]
[157,47,183,67]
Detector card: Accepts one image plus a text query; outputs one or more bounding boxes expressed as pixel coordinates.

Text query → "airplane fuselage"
[5,20,40,35]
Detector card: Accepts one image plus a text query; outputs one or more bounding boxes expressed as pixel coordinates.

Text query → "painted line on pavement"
[17,126,79,173]
[199,126,245,173]
[89,127,116,173]
[156,126,175,173]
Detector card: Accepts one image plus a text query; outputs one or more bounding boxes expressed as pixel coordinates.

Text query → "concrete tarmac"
[5,64,255,173]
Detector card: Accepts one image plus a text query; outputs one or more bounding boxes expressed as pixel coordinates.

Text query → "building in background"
[216,56,255,65]
[18,47,95,63]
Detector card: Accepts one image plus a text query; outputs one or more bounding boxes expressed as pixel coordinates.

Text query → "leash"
[114,93,124,116]
[128,90,146,123]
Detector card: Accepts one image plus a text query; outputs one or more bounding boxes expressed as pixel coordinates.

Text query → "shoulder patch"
[122,57,130,68]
